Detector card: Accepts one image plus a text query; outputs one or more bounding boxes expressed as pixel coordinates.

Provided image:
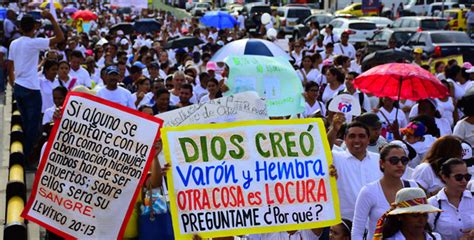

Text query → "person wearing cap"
[7,10,64,169]
[400,121,436,165]
[96,65,135,109]
[353,144,418,240]
[428,158,474,240]
[334,32,356,60]
[412,48,423,66]
[373,187,442,239]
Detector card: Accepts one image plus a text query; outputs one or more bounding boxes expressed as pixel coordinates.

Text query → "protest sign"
[156,91,268,127]
[328,94,362,116]
[22,92,163,239]
[162,118,341,239]
[225,55,305,117]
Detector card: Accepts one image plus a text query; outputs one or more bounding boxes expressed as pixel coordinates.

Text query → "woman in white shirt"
[305,22,320,48]
[290,43,304,67]
[376,97,408,141]
[57,61,77,91]
[413,135,464,196]
[353,144,418,240]
[199,78,222,103]
[39,59,60,113]
[428,158,474,240]
[408,99,452,136]
[321,67,345,104]
[132,76,154,108]
[454,92,474,146]
[298,56,320,85]
[303,82,326,117]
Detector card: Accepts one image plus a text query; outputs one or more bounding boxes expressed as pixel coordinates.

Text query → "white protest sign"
[328,94,362,116]
[22,92,163,239]
[156,91,268,127]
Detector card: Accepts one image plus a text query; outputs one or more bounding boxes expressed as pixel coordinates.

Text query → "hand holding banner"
[22,92,163,239]
[224,55,305,117]
[162,119,341,239]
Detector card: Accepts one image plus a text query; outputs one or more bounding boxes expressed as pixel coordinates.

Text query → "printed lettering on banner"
[162,118,341,239]
[22,92,163,239]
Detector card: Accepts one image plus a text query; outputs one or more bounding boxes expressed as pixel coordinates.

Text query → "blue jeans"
[13,84,42,163]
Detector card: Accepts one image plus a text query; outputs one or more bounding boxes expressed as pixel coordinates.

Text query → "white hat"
[120,38,128,45]
[388,188,441,215]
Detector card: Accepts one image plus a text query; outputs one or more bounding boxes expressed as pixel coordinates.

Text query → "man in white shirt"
[334,32,356,59]
[328,120,382,220]
[3,9,20,42]
[8,11,64,168]
[69,50,92,88]
[340,71,371,112]
[96,65,136,109]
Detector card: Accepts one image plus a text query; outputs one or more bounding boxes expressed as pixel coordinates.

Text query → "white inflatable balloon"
[267,28,277,39]
[261,13,271,25]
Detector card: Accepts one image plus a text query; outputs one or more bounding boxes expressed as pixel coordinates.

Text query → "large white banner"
[22,92,163,239]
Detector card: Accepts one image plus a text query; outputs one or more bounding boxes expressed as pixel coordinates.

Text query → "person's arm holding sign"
[327,113,345,149]
[148,140,170,189]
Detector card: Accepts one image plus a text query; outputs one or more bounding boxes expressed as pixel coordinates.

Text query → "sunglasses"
[387,156,409,165]
[452,173,472,182]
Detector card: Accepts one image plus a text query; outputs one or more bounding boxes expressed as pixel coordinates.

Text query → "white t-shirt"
[322,33,340,46]
[333,149,382,220]
[169,91,197,105]
[69,66,92,88]
[453,118,474,146]
[8,37,50,90]
[321,84,345,104]
[412,162,444,193]
[290,51,303,67]
[132,92,154,108]
[297,68,321,83]
[42,105,55,125]
[352,179,418,240]
[406,134,437,162]
[193,84,208,102]
[96,86,136,109]
[435,98,455,126]
[408,104,453,136]
[39,76,61,113]
[333,43,356,59]
[304,100,326,117]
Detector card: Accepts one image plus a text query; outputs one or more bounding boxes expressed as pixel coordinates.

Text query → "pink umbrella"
[354,63,449,121]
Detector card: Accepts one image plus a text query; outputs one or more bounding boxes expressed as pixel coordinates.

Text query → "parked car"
[242,3,272,32]
[401,30,474,63]
[292,13,334,39]
[329,18,378,47]
[335,3,378,17]
[367,28,416,51]
[277,6,312,34]
[391,16,449,31]
[359,16,394,29]
[191,2,211,16]
[437,8,468,31]
[427,2,464,16]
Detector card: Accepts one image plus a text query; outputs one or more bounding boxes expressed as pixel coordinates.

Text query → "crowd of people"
[3,1,474,239]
